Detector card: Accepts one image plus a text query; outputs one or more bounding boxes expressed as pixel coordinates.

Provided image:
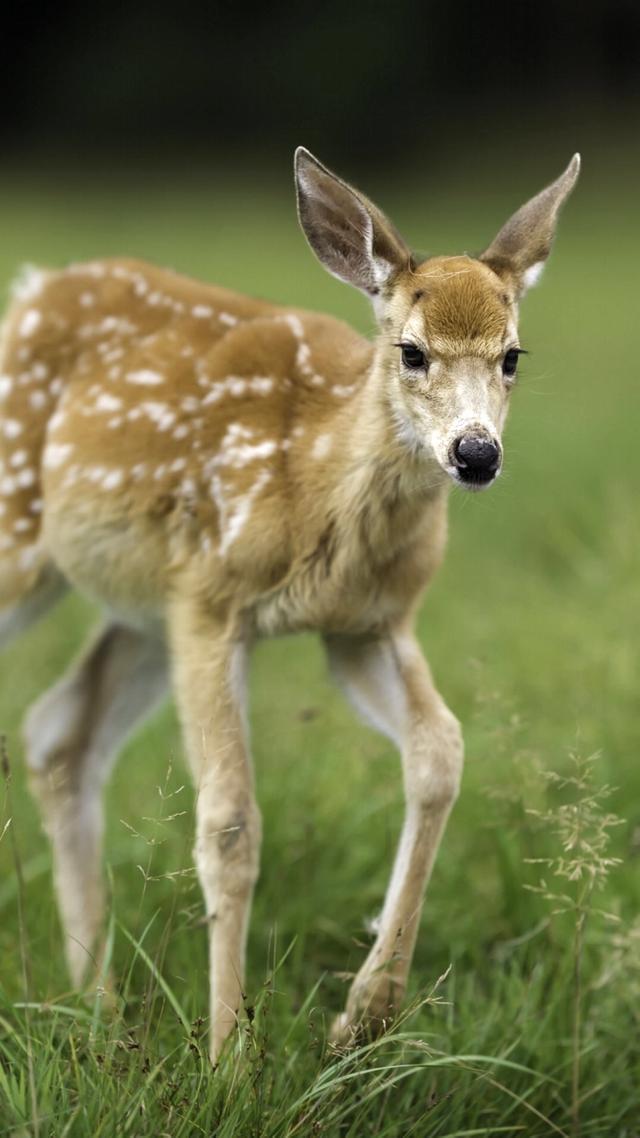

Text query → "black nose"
[452,435,501,483]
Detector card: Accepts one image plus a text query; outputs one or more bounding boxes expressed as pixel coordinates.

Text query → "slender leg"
[324,626,464,1041]
[0,555,67,648]
[168,600,260,1063]
[24,622,167,985]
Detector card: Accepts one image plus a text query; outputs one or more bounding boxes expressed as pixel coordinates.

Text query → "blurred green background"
[0,4,639,1134]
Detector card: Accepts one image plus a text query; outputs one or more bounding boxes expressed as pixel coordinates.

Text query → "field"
[0,156,638,1136]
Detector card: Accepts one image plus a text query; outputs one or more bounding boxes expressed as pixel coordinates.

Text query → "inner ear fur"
[295,147,412,298]
[480,154,580,296]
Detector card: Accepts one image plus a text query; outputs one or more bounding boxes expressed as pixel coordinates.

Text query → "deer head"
[295,148,580,490]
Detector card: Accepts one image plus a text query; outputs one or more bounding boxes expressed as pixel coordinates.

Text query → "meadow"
[0,153,638,1136]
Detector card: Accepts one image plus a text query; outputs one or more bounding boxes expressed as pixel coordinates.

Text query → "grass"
[0,155,639,1135]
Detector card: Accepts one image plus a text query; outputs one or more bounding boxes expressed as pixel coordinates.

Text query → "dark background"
[2,0,639,174]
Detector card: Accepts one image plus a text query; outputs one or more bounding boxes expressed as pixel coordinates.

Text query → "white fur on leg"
[326,631,463,1041]
[325,633,408,747]
[25,622,167,986]
[169,613,261,1062]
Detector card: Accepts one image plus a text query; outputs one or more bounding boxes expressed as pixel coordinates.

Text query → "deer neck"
[324,344,450,564]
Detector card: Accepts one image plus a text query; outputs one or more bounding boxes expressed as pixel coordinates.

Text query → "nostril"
[453,436,500,476]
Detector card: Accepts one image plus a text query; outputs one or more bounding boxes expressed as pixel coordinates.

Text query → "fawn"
[0,148,579,1060]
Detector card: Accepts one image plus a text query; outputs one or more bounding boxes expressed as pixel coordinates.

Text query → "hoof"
[329,973,402,1047]
[329,1011,359,1047]
[329,1002,395,1048]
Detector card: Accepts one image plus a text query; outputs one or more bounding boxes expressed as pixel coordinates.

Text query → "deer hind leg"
[324,628,463,1043]
[0,549,68,649]
[24,621,167,987]
[169,601,260,1064]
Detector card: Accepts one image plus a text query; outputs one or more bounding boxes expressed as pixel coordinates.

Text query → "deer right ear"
[294,147,411,305]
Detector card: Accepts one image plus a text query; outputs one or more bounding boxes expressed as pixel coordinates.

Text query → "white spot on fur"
[192,304,213,318]
[0,375,13,399]
[296,342,324,385]
[102,469,123,490]
[19,309,42,338]
[79,291,96,307]
[126,369,164,386]
[312,433,333,459]
[219,312,238,326]
[276,315,326,386]
[3,419,23,439]
[80,262,106,278]
[216,424,277,469]
[281,313,305,339]
[13,517,34,533]
[9,450,27,468]
[250,376,274,395]
[215,468,272,556]
[16,468,35,488]
[95,392,123,412]
[11,265,47,302]
[331,384,357,397]
[44,442,73,469]
[139,401,176,431]
[201,375,274,406]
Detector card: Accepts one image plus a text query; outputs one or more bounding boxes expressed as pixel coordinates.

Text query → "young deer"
[0,149,579,1060]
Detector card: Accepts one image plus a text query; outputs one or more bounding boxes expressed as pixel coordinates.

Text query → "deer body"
[1,259,447,637]
[0,151,579,1061]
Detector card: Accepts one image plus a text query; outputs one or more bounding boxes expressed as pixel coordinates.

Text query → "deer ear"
[480,154,581,297]
[295,147,411,304]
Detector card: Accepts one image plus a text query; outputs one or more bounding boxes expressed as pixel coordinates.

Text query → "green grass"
[0,159,639,1136]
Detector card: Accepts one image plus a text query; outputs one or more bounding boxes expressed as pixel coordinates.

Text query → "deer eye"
[399,343,427,370]
[503,348,522,378]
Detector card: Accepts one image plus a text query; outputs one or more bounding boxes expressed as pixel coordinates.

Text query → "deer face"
[295,147,579,491]
[382,256,521,490]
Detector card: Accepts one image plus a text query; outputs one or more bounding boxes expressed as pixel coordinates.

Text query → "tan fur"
[0,150,579,1061]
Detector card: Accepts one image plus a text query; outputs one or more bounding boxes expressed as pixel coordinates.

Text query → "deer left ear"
[295,147,412,308]
[480,154,581,297]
